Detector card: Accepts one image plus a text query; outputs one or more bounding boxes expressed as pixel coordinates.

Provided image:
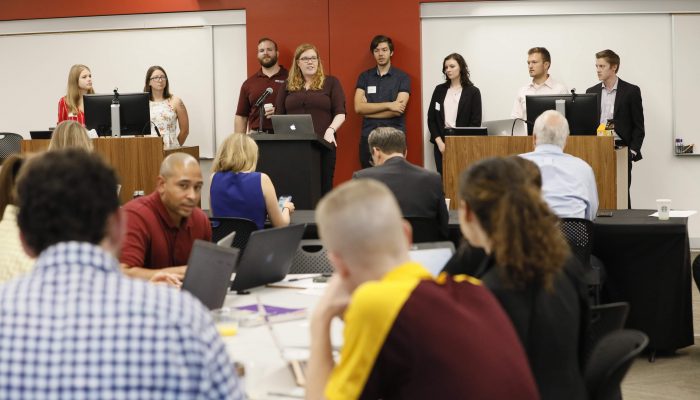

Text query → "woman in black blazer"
[455,157,589,400]
[427,53,482,174]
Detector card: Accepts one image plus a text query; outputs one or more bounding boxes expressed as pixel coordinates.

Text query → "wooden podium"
[21,137,199,204]
[250,133,332,209]
[443,136,624,209]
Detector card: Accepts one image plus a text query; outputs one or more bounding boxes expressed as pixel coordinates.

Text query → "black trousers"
[359,135,371,169]
[433,144,443,176]
[321,146,336,196]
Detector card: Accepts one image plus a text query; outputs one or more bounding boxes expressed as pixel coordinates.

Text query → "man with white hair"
[520,109,599,220]
[306,180,539,400]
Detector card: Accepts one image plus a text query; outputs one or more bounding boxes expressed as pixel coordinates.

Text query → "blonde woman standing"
[57,64,94,125]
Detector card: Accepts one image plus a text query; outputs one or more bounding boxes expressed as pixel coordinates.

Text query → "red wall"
[0,0,464,185]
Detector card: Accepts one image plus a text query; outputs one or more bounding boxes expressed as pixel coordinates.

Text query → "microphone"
[511,118,534,136]
[570,88,578,101]
[254,87,274,107]
[150,121,161,137]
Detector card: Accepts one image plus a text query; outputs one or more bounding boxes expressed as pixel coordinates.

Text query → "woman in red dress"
[57,64,94,126]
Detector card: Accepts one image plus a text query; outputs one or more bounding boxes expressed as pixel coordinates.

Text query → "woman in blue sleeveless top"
[210,133,294,228]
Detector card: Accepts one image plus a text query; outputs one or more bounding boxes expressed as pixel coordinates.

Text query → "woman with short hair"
[210,133,294,229]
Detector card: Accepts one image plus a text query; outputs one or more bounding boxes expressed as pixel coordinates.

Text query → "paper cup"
[656,199,671,220]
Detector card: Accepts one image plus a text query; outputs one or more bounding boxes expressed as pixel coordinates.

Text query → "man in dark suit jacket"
[353,127,449,240]
[586,49,645,208]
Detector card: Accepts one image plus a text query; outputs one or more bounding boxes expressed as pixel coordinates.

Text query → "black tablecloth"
[592,209,694,351]
[292,208,694,351]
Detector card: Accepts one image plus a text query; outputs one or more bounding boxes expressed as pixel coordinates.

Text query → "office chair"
[289,239,333,274]
[404,216,448,243]
[0,133,23,164]
[209,217,258,251]
[585,302,630,364]
[585,329,648,400]
[560,217,602,304]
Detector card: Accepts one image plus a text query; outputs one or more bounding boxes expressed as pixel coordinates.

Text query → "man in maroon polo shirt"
[234,37,288,133]
[120,153,211,281]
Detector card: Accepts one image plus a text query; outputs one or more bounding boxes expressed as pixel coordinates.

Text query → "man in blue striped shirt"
[520,110,599,220]
[0,149,243,399]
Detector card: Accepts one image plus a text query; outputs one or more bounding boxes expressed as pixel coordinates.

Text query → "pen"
[287,273,332,282]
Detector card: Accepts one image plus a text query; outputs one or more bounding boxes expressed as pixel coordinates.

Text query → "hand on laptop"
[149,271,183,288]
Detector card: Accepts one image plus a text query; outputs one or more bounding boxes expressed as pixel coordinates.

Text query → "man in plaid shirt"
[0,149,243,399]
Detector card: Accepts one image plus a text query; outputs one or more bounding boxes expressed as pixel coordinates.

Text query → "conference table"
[221,280,338,399]
[290,209,694,353]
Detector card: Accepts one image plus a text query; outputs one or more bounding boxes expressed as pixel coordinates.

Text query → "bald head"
[157,153,203,224]
[160,153,200,179]
[317,179,408,269]
[533,110,569,149]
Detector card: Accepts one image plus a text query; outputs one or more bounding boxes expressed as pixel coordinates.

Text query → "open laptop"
[409,243,455,276]
[231,223,306,293]
[484,119,528,136]
[182,240,240,310]
[30,130,53,139]
[271,114,315,135]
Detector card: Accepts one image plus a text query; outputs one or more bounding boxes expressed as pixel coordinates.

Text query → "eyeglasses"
[150,76,167,82]
[299,56,318,63]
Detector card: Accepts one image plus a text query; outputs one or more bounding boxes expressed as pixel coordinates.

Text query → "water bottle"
[111,88,121,138]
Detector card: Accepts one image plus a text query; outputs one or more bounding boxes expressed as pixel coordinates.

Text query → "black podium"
[251,133,332,209]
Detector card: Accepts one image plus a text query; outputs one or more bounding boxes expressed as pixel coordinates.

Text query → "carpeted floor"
[620,253,700,399]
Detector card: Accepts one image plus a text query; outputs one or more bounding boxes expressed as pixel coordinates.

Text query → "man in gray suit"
[353,127,448,240]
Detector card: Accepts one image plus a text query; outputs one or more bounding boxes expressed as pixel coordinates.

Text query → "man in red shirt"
[120,153,211,280]
[234,37,288,133]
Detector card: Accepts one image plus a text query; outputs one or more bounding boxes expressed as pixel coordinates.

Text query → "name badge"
[435,102,440,111]
[367,86,377,94]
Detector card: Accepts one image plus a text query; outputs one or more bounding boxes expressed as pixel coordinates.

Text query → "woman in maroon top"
[57,64,95,126]
[276,43,346,195]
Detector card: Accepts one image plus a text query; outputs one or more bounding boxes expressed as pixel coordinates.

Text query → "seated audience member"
[307,179,539,400]
[120,153,211,280]
[520,110,599,220]
[48,120,93,151]
[457,156,589,400]
[210,133,294,229]
[1,148,242,398]
[0,154,34,283]
[443,156,542,277]
[352,127,448,239]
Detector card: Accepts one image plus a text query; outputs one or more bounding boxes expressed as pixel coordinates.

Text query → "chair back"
[560,217,594,265]
[0,133,23,164]
[404,216,448,243]
[209,217,258,251]
[289,239,333,274]
[585,329,648,400]
[586,302,630,363]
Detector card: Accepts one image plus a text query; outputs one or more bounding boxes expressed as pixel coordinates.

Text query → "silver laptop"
[484,119,528,136]
[271,114,315,135]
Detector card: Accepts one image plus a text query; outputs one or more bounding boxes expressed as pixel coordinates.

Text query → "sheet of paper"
[648,210,697,218]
